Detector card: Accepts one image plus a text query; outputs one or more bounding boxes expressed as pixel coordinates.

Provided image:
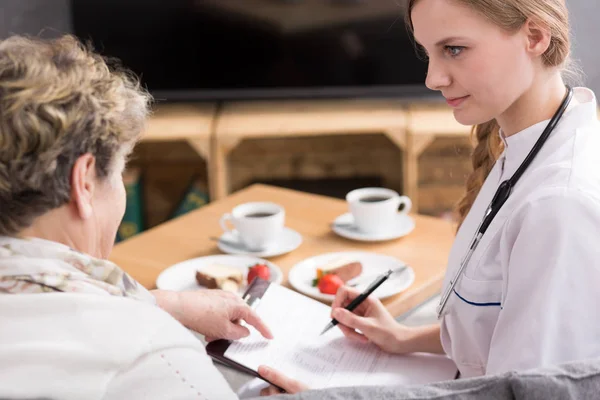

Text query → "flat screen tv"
[71,0,438,102]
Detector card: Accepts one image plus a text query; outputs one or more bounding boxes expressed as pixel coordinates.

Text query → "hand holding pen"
[322,267,417,354]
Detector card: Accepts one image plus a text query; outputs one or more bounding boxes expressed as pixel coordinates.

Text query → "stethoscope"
[436,86,574,319]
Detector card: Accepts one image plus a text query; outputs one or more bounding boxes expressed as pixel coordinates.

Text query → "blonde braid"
[456,120,504,228]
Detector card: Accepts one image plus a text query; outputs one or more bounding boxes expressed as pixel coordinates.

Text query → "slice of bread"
[219,279,240,293]
[196,264,243,290]
[316,257,362,282]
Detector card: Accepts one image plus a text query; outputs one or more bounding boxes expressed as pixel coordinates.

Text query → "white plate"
[332,213,415,242]
[288,251,415,303]
[217,227,302,258]
[155,255,283,294]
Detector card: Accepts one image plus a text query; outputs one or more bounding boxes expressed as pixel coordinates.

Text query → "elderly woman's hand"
[153,289,272,341]
[257,366,310,396]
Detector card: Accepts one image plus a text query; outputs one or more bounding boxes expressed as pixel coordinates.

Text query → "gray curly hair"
[0,34,152,236]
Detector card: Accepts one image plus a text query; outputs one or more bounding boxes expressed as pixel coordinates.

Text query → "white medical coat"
[441,87,600,378]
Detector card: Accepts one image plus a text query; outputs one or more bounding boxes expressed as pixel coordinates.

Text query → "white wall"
[569,0,600,94]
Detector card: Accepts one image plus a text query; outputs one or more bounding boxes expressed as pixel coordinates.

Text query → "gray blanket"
[258,358,600,399]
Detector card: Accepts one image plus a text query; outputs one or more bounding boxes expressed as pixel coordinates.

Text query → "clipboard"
[206,278,282,387]
[206,277,459,390]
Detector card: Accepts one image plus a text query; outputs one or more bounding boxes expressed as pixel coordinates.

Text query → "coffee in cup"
[219,202,285,251]
[346,188,412,234]
[358,195,392,203]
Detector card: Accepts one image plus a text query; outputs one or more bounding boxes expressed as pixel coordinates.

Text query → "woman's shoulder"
[0,292,204,364]
[0,293,235,399]
[505,184,600,236]
[516,122,600,211]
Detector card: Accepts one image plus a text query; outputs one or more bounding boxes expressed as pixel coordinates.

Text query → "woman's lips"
[446,95,469,108]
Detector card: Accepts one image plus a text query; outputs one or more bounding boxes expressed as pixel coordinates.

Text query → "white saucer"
[217,227,302,258]
[331,213,415,242]
[288,251,415,303]
[155,255,283,293]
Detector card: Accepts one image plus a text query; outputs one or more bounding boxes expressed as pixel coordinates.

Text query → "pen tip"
[320,323,332,336]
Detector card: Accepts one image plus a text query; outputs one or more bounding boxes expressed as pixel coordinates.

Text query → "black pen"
[319,266,407,336]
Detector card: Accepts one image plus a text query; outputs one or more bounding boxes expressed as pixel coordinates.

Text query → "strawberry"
[247,263,270,284]
[317,274,344,295]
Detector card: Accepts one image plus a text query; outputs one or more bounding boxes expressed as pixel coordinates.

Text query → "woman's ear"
[522,18,552,58]
[70,153,96,220]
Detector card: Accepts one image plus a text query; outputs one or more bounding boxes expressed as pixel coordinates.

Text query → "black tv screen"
[71,0,435,101]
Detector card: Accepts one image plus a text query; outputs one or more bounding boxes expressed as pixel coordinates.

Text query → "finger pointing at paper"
[153,289,273,342]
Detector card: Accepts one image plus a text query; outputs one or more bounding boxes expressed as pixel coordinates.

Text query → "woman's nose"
[425,59,451,91]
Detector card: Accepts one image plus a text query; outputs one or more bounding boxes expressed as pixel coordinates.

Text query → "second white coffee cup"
[220,202,285,251]
[346,187,412,234]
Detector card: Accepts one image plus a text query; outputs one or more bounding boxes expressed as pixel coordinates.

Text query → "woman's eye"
[445,46,464,57]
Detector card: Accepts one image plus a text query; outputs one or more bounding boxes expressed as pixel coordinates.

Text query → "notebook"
[206,278,458,389]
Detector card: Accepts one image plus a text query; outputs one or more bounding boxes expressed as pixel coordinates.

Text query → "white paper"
[225,284,457,389]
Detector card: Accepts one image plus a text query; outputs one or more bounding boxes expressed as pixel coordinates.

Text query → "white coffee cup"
[219,202,285,251]
[346,188,412,234]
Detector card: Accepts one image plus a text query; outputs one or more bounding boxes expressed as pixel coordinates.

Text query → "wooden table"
[110,184,455,317]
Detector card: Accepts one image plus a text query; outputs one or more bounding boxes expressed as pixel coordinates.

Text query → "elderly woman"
[0,34,272,399]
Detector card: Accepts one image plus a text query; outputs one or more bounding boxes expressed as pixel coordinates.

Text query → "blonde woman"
[0,35,273,399]
[259,0,600,394]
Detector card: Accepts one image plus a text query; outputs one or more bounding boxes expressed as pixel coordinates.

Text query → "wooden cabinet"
[141,100,472,213]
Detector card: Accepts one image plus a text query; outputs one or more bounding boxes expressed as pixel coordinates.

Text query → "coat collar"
[497,87,598,180]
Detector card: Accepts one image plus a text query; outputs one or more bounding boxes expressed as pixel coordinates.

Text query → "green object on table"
[171,177,210,219]
[116,168,144,243]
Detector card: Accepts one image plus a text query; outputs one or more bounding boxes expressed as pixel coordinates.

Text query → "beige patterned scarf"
[0,236,154,303]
